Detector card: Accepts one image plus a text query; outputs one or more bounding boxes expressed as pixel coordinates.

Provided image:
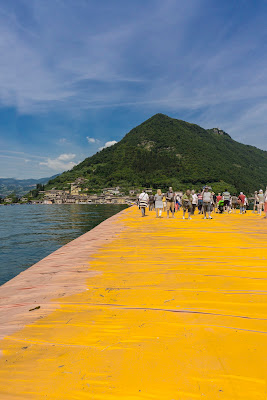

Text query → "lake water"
[0,204,127,286]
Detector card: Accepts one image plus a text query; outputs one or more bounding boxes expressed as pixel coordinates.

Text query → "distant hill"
[44,114,267,193]
[0,175,59,197]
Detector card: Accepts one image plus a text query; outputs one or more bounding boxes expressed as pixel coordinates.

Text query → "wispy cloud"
[40,153,77,171]
[0,150,47,160]
[86,137,100,144]
[1,0,267,179]
[57,138,71,145]
[1,0,266,120]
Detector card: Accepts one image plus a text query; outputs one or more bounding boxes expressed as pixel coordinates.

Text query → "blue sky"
[0,0,267,179]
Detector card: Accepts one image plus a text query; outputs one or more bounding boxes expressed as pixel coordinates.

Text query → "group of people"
[138,186,267,219]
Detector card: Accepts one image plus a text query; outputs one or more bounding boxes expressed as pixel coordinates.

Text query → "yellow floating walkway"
[0,207,267,399]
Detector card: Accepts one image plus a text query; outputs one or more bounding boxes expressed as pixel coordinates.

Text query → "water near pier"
[0,204,127,286]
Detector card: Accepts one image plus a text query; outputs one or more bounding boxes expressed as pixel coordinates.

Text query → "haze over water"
[0,204,127,286]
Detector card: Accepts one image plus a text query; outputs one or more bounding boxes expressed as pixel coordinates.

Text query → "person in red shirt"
[216,192,222,213]
[238,192,246,214]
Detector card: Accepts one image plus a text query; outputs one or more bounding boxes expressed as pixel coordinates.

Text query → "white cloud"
[57,153,76,161]
[40,153,77,171]
[0,0,267,152]
[58,138,70,145]
[98,141,117,151]
[86,136,100,144]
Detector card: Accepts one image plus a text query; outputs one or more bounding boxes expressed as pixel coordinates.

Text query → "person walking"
[258,189,264,215]
[253,191,259,213]
[231,193,238,213]
[238,192,246,214]
[216,193,222,213]
[197,189,203,214]
[202,186,213,219]
[175,193,182,211]
[149,194,155,211]
[222,189,231,213]
[138,190,149,217]
[212,192,216,213]
[191,190,198,215]
[154,189,164,218]
[166,187,175,218]
[182,190,192,219]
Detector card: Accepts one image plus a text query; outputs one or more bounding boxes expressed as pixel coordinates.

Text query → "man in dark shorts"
[231,194,238,213]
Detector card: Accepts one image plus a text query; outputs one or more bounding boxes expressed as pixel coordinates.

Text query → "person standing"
[238,192,246,214]
[222,189,231,213]
[191,190,198,215]
[166,187,175,218]
[139,190,149,217]
[202,186,213,219]
[182,190,192,219]
[154,189,164,218]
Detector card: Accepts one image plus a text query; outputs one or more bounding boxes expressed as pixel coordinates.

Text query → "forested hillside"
[45,114,267,193]
[0,175,58,197]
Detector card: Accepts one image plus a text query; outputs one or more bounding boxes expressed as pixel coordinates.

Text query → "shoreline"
[0,202,134,206]
[0,207,130,341]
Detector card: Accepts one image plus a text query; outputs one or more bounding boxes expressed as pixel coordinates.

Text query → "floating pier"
[0,207,266,399]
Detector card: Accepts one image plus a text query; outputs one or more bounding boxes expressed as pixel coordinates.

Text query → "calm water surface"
[0,204,127,286]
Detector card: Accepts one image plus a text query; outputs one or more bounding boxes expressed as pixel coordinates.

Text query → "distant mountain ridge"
[45,114,267,193]
[0,175,59,197]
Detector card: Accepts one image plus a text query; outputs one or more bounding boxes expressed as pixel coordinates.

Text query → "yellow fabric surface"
[0,207,266,399]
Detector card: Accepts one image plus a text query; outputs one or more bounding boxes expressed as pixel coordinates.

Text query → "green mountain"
[45,114,267,193]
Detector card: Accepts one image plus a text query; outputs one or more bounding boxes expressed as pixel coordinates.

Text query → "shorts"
[264,202,267,213]
[183,203,192,211]
[167,201,175,212]
[232,203,237,209]
[203,202,211,212]
[224,200,230,206]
